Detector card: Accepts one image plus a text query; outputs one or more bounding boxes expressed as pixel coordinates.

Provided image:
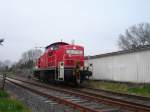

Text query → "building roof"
[85,45,150,60]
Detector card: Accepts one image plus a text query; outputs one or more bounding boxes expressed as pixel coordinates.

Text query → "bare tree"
[0,60,11,72]
[118,23,150,50]
[19,49,43,69]
[21,49,42,63]
[0,60,10,90]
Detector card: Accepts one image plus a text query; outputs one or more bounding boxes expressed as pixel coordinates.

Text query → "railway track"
[77,87,150,106]
[6,77,122,112]
[5,77,150,112]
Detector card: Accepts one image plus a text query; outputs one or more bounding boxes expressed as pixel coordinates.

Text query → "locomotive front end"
[63,45,92,85]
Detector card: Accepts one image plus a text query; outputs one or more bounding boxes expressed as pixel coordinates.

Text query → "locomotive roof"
[45,42,69,49]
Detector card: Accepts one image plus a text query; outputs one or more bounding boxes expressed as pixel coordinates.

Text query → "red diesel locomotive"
[33,42,92,85]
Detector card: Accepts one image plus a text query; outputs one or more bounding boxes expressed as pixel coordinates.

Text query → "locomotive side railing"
[46,53,84,68]
[47,55,57,68]
[46,54,57,80]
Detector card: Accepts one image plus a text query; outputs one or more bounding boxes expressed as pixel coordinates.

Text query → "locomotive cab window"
[51,45,59,50]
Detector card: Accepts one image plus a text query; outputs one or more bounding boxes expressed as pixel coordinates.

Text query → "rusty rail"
[7,77,150,112]
[6,78,105,112]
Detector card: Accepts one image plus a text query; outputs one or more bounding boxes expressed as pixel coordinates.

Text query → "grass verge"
[0,90,9,98]
[86,80,150,97]
[0,90,30,112]
[128,84,150,96]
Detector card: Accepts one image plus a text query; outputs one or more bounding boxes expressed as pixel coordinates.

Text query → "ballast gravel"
[5,81,75,112]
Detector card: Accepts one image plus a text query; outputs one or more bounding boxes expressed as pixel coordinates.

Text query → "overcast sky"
[0,0,150,62]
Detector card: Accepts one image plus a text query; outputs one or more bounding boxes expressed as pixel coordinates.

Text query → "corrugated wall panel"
[85,50,150,83]
[137,51,150,83]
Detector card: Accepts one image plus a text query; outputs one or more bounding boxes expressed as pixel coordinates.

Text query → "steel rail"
[84,87,150,101]
[7,77,150,112]
[71,88,150,112]
[6,78,104,112]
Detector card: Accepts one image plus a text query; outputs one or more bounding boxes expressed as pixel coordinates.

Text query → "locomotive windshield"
[50,45,59,50]
[66,49,83,55]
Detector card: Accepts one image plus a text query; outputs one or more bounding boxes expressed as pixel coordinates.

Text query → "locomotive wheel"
[37,76,41,81]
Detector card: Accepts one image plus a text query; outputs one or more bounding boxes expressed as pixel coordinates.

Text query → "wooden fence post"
[1,73,6,90]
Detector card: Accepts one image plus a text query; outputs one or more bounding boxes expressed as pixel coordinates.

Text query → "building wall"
[85,50,150,83]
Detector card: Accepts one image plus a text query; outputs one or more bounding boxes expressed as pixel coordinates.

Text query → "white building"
[85,46,150,83]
